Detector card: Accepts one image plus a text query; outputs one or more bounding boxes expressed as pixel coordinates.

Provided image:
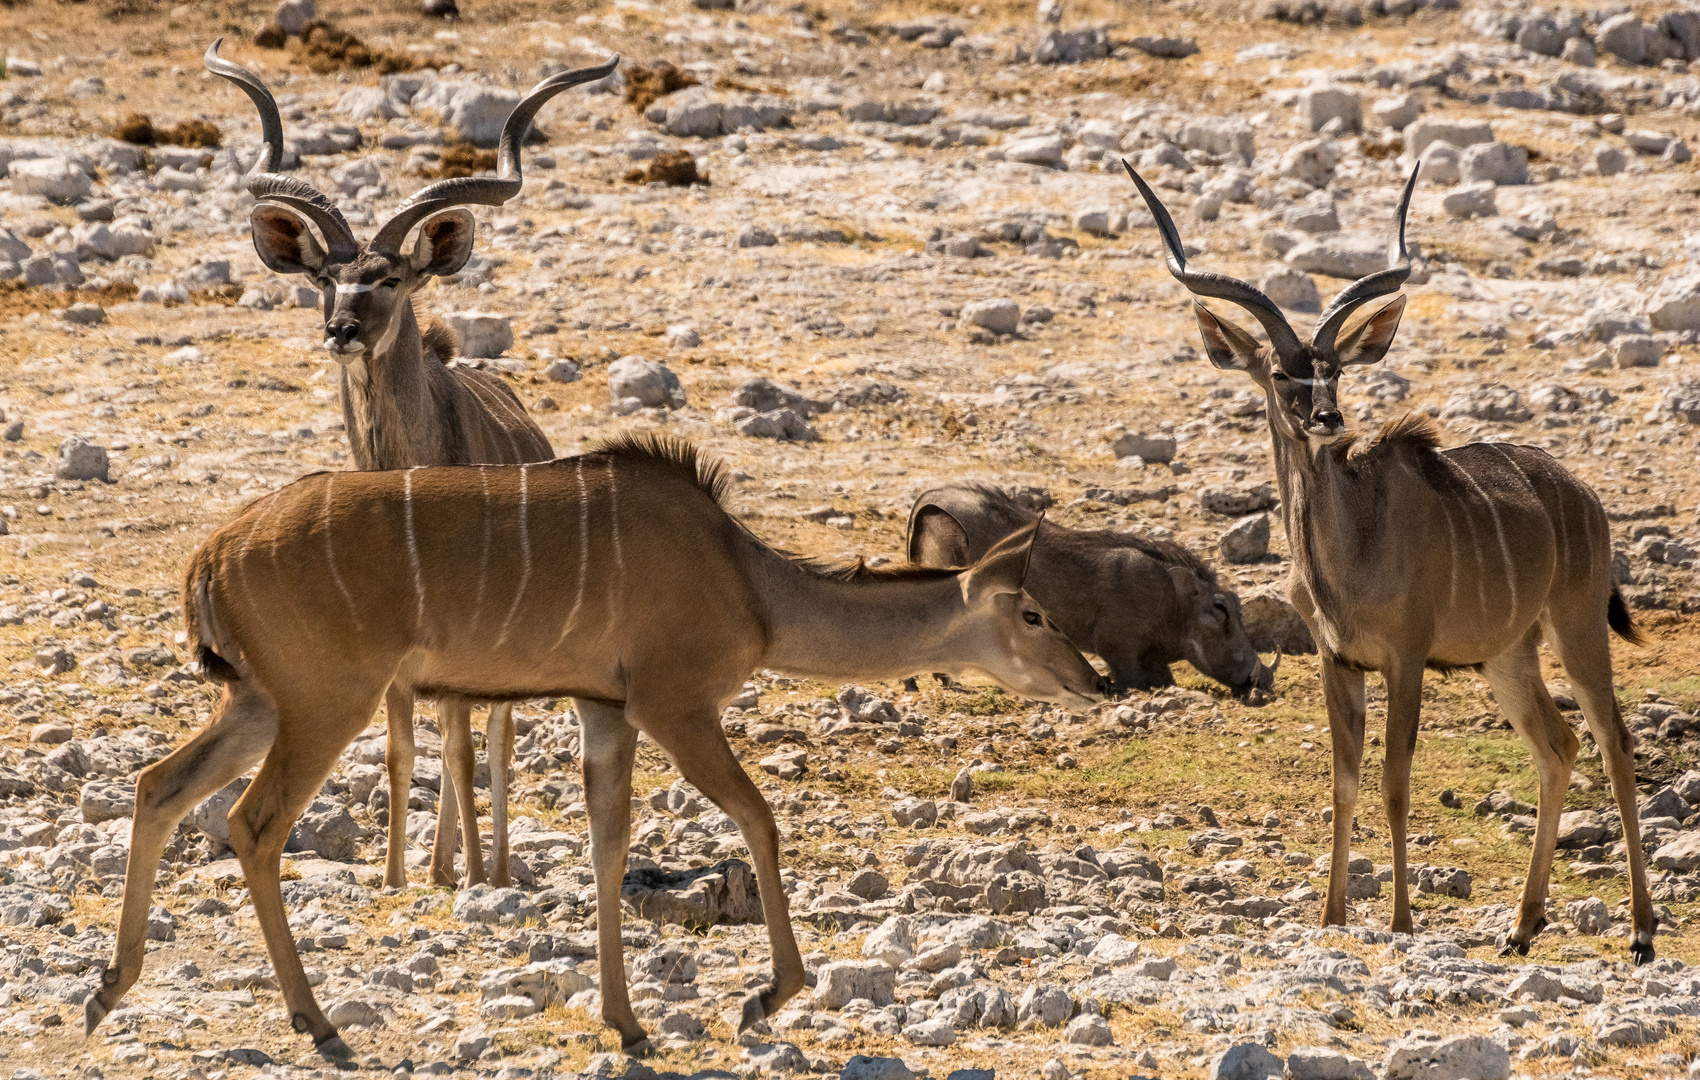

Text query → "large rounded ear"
[1194,300,1264,373]
[1335,294,1407,367]
[909,505,972,568]
[250,203,326,275]
[409,209,476,278]
[963,522,1039,599]
[1168,564,1202,610]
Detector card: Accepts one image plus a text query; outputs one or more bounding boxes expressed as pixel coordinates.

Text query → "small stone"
[274,0,316,36]
[60,302,106,325]
[1016,984,1071,1029]
[814,959,896,1010]
[902,1017,957,1046]
[1442,182,1497,220]
[1064,1013,1113,1046]
[608,356,686,410]
[1260,266,1321,312]
[1285,1047,1373,1080]
[960,298,1021,336]
[1003,134,1065,168]
[1297,85,1361,133]
[1110,430,1177,464]
[1613,334,1664,368]
[543,358,583,383]
[1208,1042,1283,1080]
[1220,513,1271,564]
[56,437,109,482]
[840,1057,914,1080]
[736,225,778,248]
[445,311,513,359]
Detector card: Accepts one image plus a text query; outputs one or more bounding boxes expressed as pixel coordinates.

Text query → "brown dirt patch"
[623,149,706,187]
[624,62,698,113]
[0,281,139,319]
[253,23,287,49]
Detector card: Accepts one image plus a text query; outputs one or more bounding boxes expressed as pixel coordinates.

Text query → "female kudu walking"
[86,436,1105,1058]
[1120,160,1655,963]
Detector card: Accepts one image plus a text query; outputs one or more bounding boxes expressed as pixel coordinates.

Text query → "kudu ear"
[250,203,326,276]
[1193,301,1263,373]
[409,209,477,278]
[963,522,1040,599]
[1335,294,1407,367]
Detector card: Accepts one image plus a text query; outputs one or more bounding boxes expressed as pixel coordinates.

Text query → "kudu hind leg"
[86,683,276,1035]
[382,684,416,889]
[1320,658,1367,928]
[487,702,514,888]
[227,708,374,1059]
[1482,638,1578,956]
[635,707,806,1033]
[1381,659,1425,935]
[436,696,485,886]
[1548,613,1656,962]
[576,699,648,1051]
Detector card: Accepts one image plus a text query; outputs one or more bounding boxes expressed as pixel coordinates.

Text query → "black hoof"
[1631,937,1656,965]
[1530,915,1549,936]
[315,1033,353,1061]
[737,990,768,1035]
[1498,938,1531,958]
[83,991,110,1036]
[621,1034,655,1057]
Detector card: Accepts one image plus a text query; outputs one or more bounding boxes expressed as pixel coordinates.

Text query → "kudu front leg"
[576,699,649,1052]
[436,696,485,887]
[1381,659,1425,935]
[382,684,416,889]
[1320,657,1367,929]
[637,706,806,1033]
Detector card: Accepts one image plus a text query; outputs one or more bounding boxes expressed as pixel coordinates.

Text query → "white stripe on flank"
[322,475,363,632]
[403,468,425,632]
[1436,499,1461,614]
[473,467,493,619]
[1460,466,1519,626]
[554,459,592,649]
[497,464,532,646]
[1551,472,1570,576]
[609,459,624,578]
[1451,470,1490,620]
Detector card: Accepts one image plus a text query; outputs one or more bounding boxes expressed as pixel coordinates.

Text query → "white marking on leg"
[322,475,364,632]
[553,459,592,649]
[403,468,426,634]
[1461,467,1519,626]
[496,464,532,647]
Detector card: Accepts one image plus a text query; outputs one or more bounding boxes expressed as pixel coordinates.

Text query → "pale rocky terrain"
[4,0,1700,1077]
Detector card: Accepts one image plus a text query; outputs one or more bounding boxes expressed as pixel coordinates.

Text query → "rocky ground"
[4,0,1700,1076]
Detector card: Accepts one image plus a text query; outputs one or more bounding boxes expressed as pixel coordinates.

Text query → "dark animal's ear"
[1336,294,1407,367]
[250,203,326,276]
[1168,565,1202,609]
[1193,301,1264,373]
[909,506,971,568]
[410,209,476,278]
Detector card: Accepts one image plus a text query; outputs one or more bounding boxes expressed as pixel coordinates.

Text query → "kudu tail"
[1608,586,1646,647]
[182,549,243,683]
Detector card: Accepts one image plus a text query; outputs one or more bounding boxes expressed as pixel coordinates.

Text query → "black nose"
[327,322,358,346]
[1311,408,1342,430]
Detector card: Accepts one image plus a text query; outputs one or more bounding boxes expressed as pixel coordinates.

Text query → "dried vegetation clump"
[432,143,498,179]
[624,61,698,112]
[624,149,707,187]
[300,22,417,74]
[115,113,221,148]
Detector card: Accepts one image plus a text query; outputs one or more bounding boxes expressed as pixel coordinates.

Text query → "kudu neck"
[752,552,972,681]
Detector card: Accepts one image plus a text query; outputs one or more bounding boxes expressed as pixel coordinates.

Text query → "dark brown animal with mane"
[86,436,1105,1059]
[906,484,1273,696]
[1123,159,1654,964]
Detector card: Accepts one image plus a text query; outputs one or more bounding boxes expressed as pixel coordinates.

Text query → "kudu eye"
[1023,611,1042,627]
[1271,371,1290,382]
[382,278,401,289]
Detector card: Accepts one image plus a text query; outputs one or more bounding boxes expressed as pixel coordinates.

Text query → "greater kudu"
[206,41,618,891]
[1121,160,1654,963]
[86,436,1107,1057]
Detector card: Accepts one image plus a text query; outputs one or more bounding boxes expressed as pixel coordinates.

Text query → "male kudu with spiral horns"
[203,41,619,893]
[1120,159,1654,963]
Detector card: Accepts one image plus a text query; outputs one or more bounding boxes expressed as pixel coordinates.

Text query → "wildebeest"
[906,484,1275,696]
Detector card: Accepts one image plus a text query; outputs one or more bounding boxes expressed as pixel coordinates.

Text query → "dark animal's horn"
[370,56,621,254]
[1311,162,1419,354]
[204,38,359,262]
[1119,159,1303,356]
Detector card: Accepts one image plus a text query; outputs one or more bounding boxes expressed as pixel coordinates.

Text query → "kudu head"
[205,40,618,361]
[955,519,1109,708]
[1168,566,1277,696]
[1121,160,1419,451]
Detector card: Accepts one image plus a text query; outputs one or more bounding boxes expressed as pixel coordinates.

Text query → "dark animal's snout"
[326,320,359,348]
[1310,406,1342,430]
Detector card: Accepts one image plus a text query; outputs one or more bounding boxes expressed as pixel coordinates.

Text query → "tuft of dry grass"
[253,22,287,48]
[623,149,706,187]
[433,143,498,179]
[624,61,698,113]
[115,113,221,148]
[297,21,416,75]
